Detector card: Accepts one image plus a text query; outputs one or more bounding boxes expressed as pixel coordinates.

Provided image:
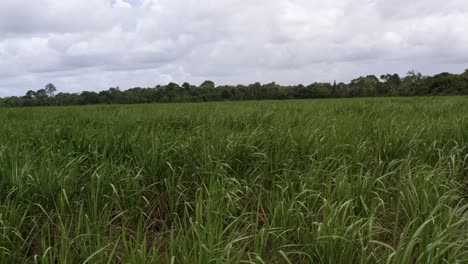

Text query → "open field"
[0,97,467,263]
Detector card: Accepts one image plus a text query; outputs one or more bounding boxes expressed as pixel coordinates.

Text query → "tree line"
[1,70,468,107]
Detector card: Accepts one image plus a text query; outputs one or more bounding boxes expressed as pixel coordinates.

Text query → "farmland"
[0,97,467,263]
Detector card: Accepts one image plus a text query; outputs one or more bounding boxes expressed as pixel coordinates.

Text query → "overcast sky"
[0,0,467,96]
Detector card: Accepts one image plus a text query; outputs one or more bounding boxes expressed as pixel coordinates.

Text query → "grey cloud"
[375,0,468,19]
[0,0,120,35]
[0,0,468,96]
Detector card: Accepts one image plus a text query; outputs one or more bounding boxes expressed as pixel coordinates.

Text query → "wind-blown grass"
[0,97,467,263]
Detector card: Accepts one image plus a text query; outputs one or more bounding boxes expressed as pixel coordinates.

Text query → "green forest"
[1,70,468,107]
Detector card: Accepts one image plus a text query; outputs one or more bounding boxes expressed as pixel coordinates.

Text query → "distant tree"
[350,75,379,97]
[24,90,37,99]
[36,89,48,100]
[99,87,122,104]
[1,70,468,107]
[4,96,24,107]
[219,86,233,100]
[45,83,57,97]
[244,82,260,100]
[336,82,348,97]
[54,93,82,106]
[81,91,101,105]
[380,74,401,85]
[462,69,468,78]
[182,82,191,89]
[380,74,401,96]
[332,81,338,97]
[262,82,280,99]
[428,72,466,95]
[405,70,423,82]
[200,80,215,89]
[167,82,180,90]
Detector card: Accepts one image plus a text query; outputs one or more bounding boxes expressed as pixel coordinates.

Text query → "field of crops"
[0,97,467,263]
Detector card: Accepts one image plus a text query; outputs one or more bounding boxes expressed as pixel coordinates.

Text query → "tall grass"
[0,97,467,263]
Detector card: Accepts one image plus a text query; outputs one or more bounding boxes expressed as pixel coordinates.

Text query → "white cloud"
[0,0,119,35]
[0,0,467,96]
[113,0,132,9]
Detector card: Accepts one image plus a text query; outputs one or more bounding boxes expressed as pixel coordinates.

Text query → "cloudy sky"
[0,0,467,96]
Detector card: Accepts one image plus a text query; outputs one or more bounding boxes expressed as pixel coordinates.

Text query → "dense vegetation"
[1,70,468,107]
[0,97,467,263]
